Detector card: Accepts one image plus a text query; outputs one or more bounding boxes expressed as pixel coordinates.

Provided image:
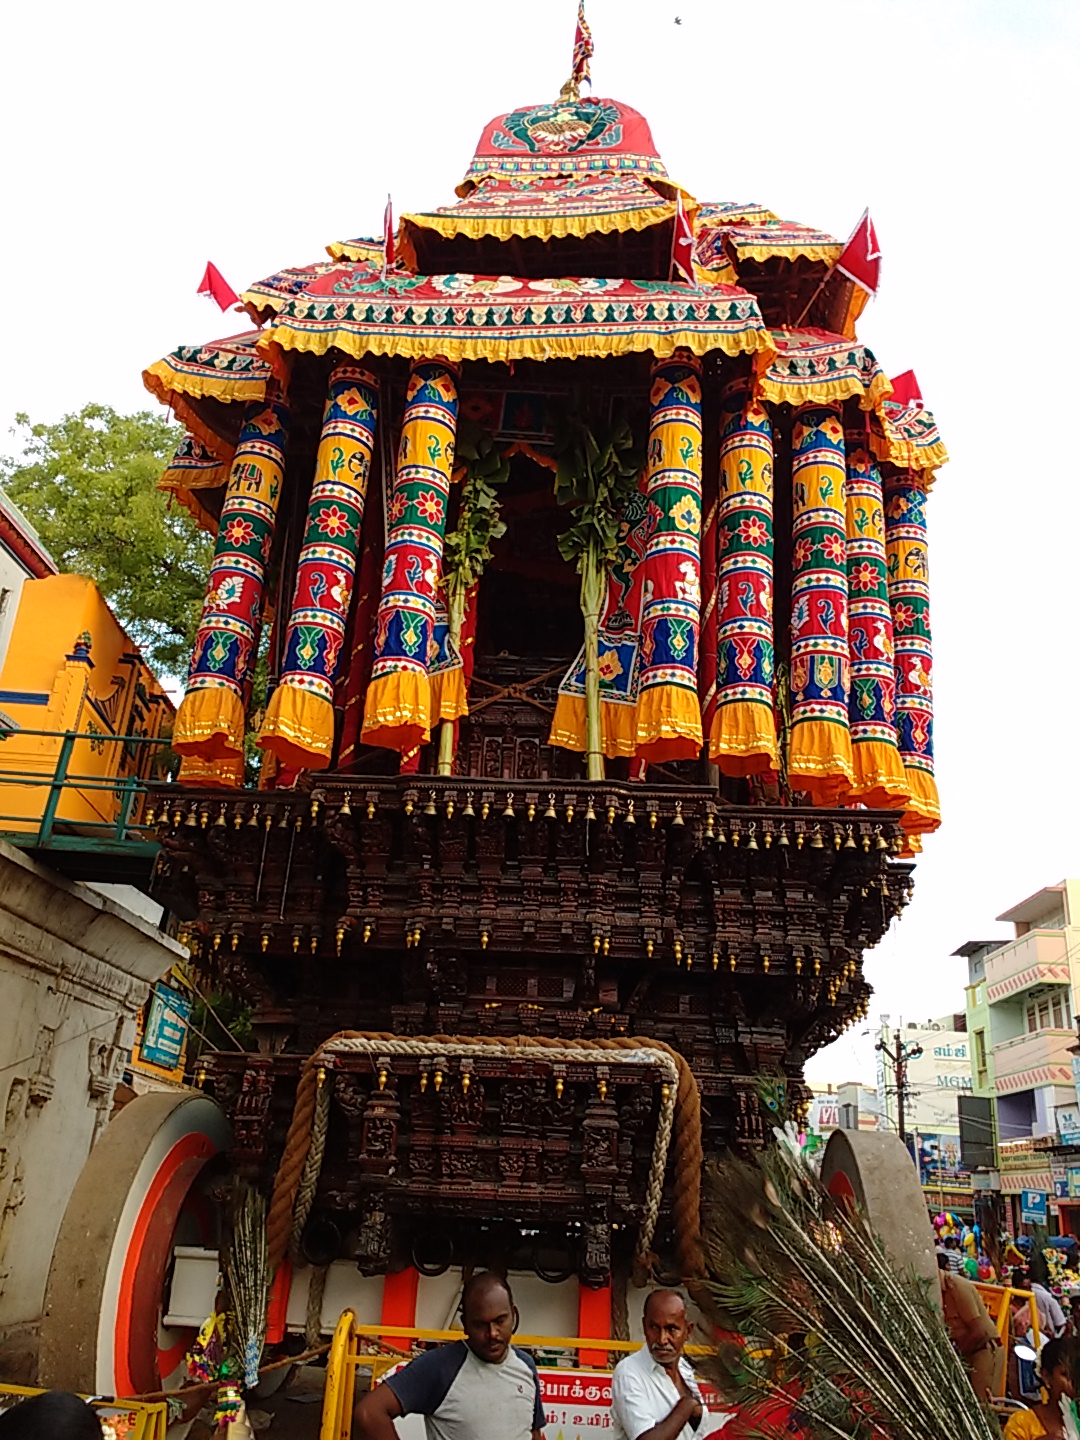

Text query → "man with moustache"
[611,1289,708,1440]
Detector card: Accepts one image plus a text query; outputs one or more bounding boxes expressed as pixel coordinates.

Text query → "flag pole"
[793,265,836,329]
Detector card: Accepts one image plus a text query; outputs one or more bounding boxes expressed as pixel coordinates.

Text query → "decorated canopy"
[150,28,946,847]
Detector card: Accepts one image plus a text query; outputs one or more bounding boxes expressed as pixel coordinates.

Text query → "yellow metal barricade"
[0,1386,169,1439]
[973,1282,1041,1397]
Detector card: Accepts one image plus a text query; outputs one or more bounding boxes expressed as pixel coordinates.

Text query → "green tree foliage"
[0,404,212,678]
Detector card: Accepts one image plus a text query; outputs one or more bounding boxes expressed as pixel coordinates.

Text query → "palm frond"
[697,1137,999,1440]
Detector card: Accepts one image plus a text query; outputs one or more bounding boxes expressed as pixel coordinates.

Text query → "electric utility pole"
[876,1031,924,1144]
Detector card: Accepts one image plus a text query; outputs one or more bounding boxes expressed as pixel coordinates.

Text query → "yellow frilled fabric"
[361,670,433,753]
[177,752,245,788]
[173,687,247,763]
[258,688,336,772]
[428,666,468,726]
[549,693,641,760]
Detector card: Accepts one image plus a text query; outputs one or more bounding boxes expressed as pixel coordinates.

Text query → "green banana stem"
[436,580,468,776]
[581,545,605,783]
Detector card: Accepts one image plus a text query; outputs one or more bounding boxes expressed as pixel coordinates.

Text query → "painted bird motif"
[404,555,424,588]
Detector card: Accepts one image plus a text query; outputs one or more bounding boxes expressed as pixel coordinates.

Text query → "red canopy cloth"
[870,399,949,474]
[261,270,774,368]
[754,328,893,412]
[400,174,687,258]
[240,262,343,324]
[456,96,679,195]
[142,332,270,457]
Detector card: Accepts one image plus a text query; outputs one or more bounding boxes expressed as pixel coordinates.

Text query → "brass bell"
[672,802,684,827]
[424,793,437,817]
[544,793,557,820]
[810,827,824,849]
[463,793,476,818]
[184,808,198,828]
[746,826,759,851]
[844,828,857,850]
[278,809,290,829]
[214,805,227,827]
[876,830,889,851]
[624,800,635,826]
[340,792,353,817]
[503,794,516,819]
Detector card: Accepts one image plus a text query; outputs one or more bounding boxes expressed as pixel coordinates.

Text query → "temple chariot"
[41,10,947,1401]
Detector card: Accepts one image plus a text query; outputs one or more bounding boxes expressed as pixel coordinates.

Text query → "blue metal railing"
[0,727,173,852]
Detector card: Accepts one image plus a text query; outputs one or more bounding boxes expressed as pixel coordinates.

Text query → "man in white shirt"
[611,1290,707,1440]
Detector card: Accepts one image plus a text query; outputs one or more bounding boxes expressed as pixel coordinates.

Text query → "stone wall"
[0,841,183,1379]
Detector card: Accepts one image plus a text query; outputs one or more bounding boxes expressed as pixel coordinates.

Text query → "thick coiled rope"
[266,1032,704,1286]
[289,1077,331,1259]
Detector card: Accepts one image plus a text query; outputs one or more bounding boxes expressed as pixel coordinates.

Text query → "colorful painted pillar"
[634,351,704,764]
[844,427,909,809]
[884,469,940,834]
[173,397,289,766]
[787,403,854,804]
[361,360,460,754]
[259,364,379,770]
[708,377,778,775]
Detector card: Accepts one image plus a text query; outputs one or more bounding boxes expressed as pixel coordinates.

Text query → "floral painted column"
[787,403,854,804]
[173,396,289,766]
[361,359,460,753]
[634,351,704,764]
[884,469,940,835]
[259,364,379,770]
[708,377,778,775]
[844,426,909,809]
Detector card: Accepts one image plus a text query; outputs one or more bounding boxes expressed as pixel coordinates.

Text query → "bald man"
[354,1271,545,1440]
[611,1290,707,1440]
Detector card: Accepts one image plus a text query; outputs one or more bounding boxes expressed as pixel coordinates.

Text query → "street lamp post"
[876,1033,924,1144]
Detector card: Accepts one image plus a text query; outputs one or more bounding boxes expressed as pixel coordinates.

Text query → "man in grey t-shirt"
[354,1272,546,1440]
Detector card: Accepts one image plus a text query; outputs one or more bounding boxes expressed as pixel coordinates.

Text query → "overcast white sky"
[2,0,1077,1084]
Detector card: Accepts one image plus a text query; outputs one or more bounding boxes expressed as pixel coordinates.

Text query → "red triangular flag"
[834,208,881,296]
[197,261,241,312]
[888,370,922,406]
[671,191,695,284]
[382,195,395,279]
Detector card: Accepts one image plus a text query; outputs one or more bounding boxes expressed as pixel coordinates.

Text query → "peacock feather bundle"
[696,1081,999,1440]
[223,1181,269,1391]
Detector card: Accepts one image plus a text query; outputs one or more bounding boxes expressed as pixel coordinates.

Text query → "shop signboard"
[139,983,192,1072]
[1068,1168,1080,1200]
[1022,1189,1048,1223]
[915,1132,967,1186]
[1072,1053,1080,1108]
[1058,1107,1080,1146]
